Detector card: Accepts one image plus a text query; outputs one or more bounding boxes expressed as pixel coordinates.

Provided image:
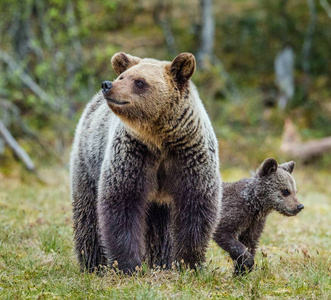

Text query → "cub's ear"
[257,158,278,177]
[111,52,141,75]
[170,53,196,90]
[279,161,296,174]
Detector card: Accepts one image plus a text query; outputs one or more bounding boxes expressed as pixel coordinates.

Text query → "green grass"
[0,165,330,299]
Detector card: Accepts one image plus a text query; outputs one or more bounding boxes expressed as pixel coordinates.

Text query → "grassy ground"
[0,164,330,299]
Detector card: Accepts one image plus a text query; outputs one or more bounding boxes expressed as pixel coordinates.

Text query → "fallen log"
[280,118,331,161]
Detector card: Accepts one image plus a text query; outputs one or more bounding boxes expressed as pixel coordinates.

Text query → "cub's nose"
[101,81,113,94]
[297,204,304,211]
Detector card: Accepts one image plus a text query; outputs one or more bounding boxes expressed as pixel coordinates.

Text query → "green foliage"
[0,0,330,169]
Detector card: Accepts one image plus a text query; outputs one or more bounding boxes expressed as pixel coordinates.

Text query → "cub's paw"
[234,252,254,276]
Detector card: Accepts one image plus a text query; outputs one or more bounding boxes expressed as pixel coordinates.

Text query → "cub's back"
[219,179,252,228]
[222,179,250,205]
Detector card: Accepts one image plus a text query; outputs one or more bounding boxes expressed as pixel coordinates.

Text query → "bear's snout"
[101,81,113,94]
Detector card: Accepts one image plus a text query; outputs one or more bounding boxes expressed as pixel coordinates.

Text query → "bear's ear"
[279,161,296,173]
[111,52,141,75]
[257,158,278,177]
[170,53,196,90]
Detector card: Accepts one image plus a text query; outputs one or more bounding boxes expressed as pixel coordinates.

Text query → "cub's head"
[256,158,304,216]
[101,52,195,129]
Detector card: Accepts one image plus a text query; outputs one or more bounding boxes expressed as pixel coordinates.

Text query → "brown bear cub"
[70,52,222,273]
[213,158,304,275]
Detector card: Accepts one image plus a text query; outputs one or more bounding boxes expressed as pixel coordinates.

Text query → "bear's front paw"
[234,252,254,276]
[122,265,142,275]
[112,260,142,275]
[173,259,201,272]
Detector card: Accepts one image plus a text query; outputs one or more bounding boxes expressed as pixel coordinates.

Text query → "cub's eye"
[134,79,145,88]
[119,75,124,80]
[282,189,291,197]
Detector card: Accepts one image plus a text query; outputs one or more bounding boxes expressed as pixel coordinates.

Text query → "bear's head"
[101,52,196,137]
[255,158,304,216]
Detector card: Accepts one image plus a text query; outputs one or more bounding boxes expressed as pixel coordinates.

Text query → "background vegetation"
[0,0,330,299]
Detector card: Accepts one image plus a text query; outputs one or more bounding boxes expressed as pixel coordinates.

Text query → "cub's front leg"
[237,218,266,273]
[97,133,150,274]
[170,158,221,268]
[214,230,254,275]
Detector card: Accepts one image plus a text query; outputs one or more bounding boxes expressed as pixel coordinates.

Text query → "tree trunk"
[153,1,177,56]
[274,47,295,109]
[301,0,317,97]
[196,0,215,70]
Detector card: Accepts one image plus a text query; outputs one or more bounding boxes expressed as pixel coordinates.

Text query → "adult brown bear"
[70,52,222,274]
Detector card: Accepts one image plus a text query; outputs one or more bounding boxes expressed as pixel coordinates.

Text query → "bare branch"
[0,99,42,143]
[0,120,35,171]
[320,0,331,18]
[0,48,61,112]
[0,137,4,154]
[213,57,241,102]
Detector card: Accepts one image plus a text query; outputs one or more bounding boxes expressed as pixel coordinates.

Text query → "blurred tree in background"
[0,0,330,171]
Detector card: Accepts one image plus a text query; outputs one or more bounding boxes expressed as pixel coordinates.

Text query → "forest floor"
[0,164,330,299]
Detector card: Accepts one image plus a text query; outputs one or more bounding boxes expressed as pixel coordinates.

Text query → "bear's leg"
[171,170,220,268]
[72,163,107,272]
[214,231,254,275]
[144,202,172,269]
[97,136,150,274]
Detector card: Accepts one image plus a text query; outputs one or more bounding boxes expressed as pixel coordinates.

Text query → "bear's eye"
[119,75,124,80]
[282,189,291,197]
[134,79,145,88]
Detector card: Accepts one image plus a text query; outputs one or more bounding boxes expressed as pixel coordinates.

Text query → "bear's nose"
[297,204,304,211]
[101,81,113,94]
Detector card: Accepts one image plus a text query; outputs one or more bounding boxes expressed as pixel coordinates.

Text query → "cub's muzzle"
[297,204,304,211]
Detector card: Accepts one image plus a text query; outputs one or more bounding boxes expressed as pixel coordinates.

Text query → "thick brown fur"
[213,158,304,275]
[70,52,222,273]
